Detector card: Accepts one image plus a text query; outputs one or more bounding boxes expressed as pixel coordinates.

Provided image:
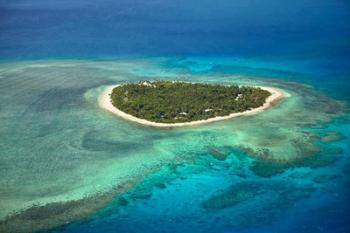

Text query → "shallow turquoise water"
[1,0,350,232]
[0,58,349,233]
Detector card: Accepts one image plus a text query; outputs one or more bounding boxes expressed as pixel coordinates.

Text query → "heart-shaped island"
[99,81,284,127]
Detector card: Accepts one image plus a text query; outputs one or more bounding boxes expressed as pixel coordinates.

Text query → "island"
[99,81,284,127]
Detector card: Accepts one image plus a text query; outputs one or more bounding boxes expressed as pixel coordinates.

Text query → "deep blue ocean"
[1,0,350,98]
[0,1,350,233]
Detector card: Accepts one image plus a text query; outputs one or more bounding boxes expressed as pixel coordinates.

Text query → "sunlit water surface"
[0,0,350,232]
[0,58,349,233]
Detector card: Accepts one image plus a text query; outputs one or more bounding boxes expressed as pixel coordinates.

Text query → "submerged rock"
[297,154,339,168]
[116,197,129,206]
[202,182,261,209]
[0,187,119,233]
[249,160,287,178]
[208,147,227,161]
[250,153,339,178]
[154,182,167,189]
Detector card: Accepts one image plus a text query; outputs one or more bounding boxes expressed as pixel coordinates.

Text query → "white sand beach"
[99,85,285,128]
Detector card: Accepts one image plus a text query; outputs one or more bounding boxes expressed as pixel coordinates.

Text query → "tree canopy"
[111,81,271,123]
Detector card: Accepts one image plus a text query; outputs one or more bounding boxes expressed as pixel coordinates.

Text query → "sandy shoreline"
[99,84,285,128]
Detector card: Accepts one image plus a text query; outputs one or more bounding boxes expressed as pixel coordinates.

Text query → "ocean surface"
[0,1,349,233]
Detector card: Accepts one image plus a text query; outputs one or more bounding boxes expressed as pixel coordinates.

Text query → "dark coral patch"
[208,147,228,161]
[202,182,261,209]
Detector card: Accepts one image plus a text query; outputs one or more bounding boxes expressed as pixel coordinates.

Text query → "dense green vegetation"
[111,81,271,123]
